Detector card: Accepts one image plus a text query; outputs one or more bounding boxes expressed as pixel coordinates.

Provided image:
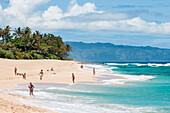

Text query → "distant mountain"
[66,42,170,63]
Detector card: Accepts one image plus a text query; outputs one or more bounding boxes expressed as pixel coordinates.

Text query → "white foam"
[103,79,125,85]
[134,63,170,67]
[106,63,170,67]
[3,86,157,113]
[101,104,156,113]
[164,63,170,66]
[106,63,129,65]
[46,87,93,93]
[18,97,156,113]
[132,63,148,66]
[83,64,116,74]
[102,74,155,85]
[69,83,75,85]
[47,87,59,90]
[148,63,170,67]
[12,90,111,113]
[83,63,156,85]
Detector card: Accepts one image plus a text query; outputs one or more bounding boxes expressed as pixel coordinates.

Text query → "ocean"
[4,63,170,113]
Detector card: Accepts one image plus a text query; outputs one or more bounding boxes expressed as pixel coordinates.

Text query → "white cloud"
[0,0,170,35]
[0,0,50,27]
[6,0,50,14]
[42,5,63,21]
[65,0,97,17]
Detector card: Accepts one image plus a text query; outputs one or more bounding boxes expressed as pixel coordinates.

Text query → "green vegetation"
[67,42,170,62]
[0,26,72,60]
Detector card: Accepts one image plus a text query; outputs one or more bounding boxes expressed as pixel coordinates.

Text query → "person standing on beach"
[40,70,44,80]
[14,67,17,75]
[72,73,75,83]
[28,82,34,96]
[93,67,95,76]
[81,65,83,69]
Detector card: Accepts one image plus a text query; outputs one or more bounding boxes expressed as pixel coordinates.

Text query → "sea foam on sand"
[83,64,155,85]
[4,84,156,113]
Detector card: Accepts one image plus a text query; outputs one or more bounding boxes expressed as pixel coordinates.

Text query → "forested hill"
[66,42,170,62]
[0,26,72,60]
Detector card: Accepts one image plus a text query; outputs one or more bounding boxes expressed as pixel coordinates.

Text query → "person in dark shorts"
[28,82,34,96]
[72,73,75,83]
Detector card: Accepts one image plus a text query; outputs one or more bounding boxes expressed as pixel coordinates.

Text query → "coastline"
[0,59,169,112]
[0,58,103,112]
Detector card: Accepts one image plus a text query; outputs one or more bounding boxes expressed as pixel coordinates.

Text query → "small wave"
[47,87,60,90]
[3,87,158,113]
[107,63,170,67]
[101,104,157,113]
[47,87,93,93]
[134,63,170,67]
[83,64,116,74]
[148,63,170,67]
[106,63,129,65]
[131,63,148,67]
[83,63,156,85]
[102,74,155,85]
[18,98,157,113]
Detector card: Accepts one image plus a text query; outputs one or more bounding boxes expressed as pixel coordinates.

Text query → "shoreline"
[0,58,105,112]
[0,58,160,112]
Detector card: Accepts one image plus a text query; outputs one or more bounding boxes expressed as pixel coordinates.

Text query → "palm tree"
[0,26,72,60]
[13,27,22,39]
[22,27,31,51]
[0,28,5,42]
[3,26,12,43]
[0,28,3,42]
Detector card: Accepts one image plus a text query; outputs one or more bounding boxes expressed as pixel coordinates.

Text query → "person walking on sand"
[14,67,17,75]
[72,73,75,83]
[93,67,95,76]
[28,82,34,96]
[40,70,44,80]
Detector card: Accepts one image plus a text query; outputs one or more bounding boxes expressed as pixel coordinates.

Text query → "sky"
[0,0,170,49]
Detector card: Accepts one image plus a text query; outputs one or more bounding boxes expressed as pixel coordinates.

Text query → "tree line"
[0,26,72,60]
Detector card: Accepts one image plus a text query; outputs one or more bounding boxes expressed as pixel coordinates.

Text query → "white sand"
[0,58,101,113]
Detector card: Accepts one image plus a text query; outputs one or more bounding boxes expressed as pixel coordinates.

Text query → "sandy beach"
[0,58,101,113]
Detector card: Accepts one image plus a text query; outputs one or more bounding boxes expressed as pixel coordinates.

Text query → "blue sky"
[0,0,170,49]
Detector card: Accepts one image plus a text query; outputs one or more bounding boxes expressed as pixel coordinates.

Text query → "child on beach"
[40,70,44,80]
[72,73,75,83]
[22,73,26,79]
[28,82,34,96]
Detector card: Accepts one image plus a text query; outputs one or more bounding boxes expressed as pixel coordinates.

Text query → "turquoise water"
[7,63,170,113]
[107,63,170,107]
[41,63,170,112]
